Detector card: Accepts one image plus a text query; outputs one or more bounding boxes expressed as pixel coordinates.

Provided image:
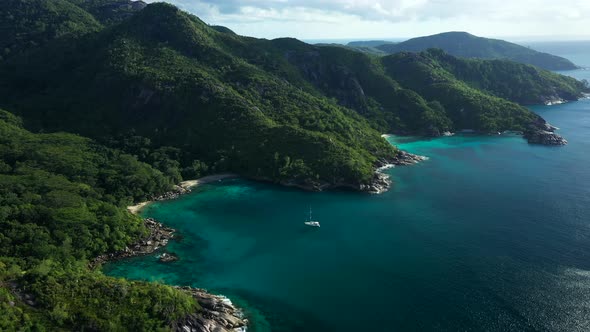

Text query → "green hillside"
[1,3,587,183]
[417,49,587,104]
[377,32,579,71]
[66,0,147,25]
[380,49,587,131]
[0,0,102,61]
[0,108,199,330]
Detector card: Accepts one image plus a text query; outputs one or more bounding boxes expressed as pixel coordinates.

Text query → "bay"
[104,44,590,331]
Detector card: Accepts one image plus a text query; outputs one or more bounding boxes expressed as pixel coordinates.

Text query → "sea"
[104,42,590,331]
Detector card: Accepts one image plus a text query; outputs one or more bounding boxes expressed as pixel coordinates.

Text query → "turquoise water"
[105,49,590,331]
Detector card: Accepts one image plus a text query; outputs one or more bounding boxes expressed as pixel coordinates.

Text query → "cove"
[105,71,590,331]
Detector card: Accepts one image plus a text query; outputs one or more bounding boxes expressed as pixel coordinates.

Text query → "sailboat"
[304,207,320,227]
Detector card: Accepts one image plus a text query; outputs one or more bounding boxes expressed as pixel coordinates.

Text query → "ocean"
[104,42,590,331]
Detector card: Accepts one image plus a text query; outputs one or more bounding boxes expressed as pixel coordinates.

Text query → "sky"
[145,0,590,41]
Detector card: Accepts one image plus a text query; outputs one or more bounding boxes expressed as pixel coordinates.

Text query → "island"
[375,31,579,71]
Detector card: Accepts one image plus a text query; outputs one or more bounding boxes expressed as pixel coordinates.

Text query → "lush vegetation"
[0,0,102,61]
[66,0,147,25]
[421,49,588,104]
[0,109,199,330]
[376,32,579,71]
[1,3,586,177]
[0,2,397,188]
[343,40,396,56]
[381,49,543,132]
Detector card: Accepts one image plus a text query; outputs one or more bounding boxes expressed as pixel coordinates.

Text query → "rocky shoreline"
[249,149,427,194]
[89,218,176,269]
[90,222,248,332]
[524,119,568,146]
[361,151,428,194]
[128,174,240,215]
[390,150,428,166]
[110,183,212,267]
[524,130,568,145]
[93,195,248,331]
[93,176,214,269]
[172,287,248,332]
[150,184,192,202]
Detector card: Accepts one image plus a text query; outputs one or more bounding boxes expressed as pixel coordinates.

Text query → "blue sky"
[145,0,590,41]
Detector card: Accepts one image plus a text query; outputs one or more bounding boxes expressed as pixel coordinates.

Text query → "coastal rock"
[159,252,179,263]
[360,150,428,194]
[524,130,568,145]
[390,150,428,166]
[537,122,559,132]
[172,287,247,332]
[525,118,568,145]
[248,151,427,194]
[360,172,391,194]
[151,185,191,201]
[89,218,176,268]
[544,97,566,106]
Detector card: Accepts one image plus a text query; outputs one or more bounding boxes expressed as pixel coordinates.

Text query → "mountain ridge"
[376,31,579,71]
[0,2,588,191]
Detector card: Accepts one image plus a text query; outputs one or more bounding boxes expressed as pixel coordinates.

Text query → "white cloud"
[144,0,590,40]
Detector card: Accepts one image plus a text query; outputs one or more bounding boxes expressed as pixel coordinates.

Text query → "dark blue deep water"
[104,47,590,331]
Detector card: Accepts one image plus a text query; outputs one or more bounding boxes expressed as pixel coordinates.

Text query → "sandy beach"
[127,173,238,215]
[127,201,151,215]
[177,173,238,190]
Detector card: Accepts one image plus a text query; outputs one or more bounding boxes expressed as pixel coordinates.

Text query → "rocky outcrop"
[151,185,191,201]
[172,287,247,332]
[359,151,428,194]
[89,218,175,268]
[259,149,428,194]
[159,252,179,263]
[389,150,428,166]
[524,130,568,145]
[525,118,568,146]
[544,97,566,106]
[360,172,391,194]
[9,282,37,308]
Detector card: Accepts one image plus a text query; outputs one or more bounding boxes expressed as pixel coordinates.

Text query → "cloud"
[144,0,590,39]
[147,0,590,23]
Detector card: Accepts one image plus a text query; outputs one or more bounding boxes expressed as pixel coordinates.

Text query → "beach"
[127,173,238,215]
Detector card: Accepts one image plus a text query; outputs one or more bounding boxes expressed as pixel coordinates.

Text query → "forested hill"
[0,0,148,61]
[0,108,199,330]
[0,2,587,191]
[376,32,579,71]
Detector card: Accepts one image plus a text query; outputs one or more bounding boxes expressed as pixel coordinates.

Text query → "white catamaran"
[304,207,320,227]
